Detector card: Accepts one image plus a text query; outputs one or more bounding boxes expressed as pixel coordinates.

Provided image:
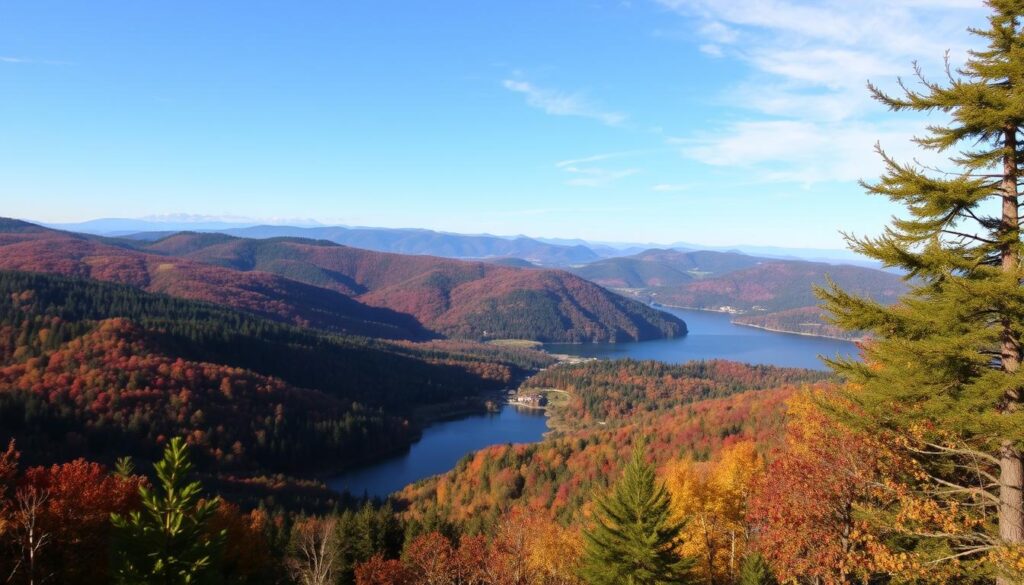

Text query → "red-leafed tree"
[747,392,929,583]
[355,554,413,585]
[20,459,143,584]
[0,441,17,537]
[403,531,461,584]
[208,501,273,583]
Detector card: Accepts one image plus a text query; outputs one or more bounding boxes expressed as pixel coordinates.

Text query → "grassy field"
[488,339,544,349]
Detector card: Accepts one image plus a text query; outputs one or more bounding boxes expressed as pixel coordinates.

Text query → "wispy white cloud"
[564,168,640,188]
[1,56,72,65]
[698,44,724,57]
[655,0,987,184]
[550,151,647,187]
[699,20,738,44]
[555,151,642,168]
[139,213,324,226]
[502,79,627,126]
[652,183,690,192]
[682,119,930,184]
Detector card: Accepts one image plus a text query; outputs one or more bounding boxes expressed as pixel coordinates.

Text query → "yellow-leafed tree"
[665,441,763,585]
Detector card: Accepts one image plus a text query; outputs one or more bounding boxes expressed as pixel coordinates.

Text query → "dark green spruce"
[580,446,694,585]
[111,438,225,585]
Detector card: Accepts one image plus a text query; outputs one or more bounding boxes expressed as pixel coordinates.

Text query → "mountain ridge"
[0,219,685,343]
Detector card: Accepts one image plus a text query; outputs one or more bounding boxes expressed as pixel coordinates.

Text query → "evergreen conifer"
[580,446,694,585]
[819,1,1024,579]
[111,437,225,584]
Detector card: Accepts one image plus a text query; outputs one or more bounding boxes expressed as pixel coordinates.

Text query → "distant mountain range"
[0,219,683,343]
[30,216,905,339]
[216,225,603,266]
[567,248,906,340]
[570,249,766,288]
[41,217,877,267]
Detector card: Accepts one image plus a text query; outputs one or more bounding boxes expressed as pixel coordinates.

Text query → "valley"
[6,3,1019,581]
[323,304,846,499]
[0,219,977,584]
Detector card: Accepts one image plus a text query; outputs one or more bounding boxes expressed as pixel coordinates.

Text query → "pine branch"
[941,229,999,244]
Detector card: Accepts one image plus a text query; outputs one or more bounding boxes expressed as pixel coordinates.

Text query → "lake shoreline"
[656,303,858,342]
[730,321,861,342]
[326,307,855,496]
[325,404,551,497]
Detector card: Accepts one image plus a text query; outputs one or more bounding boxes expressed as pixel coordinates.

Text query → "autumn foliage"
[355,510,584,585]
[0,221,684,342]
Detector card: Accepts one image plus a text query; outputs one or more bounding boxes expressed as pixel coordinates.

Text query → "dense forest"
[522,359,827,425]
[644,260,905,314]
[732,306,856,340]
[0,270,551,475]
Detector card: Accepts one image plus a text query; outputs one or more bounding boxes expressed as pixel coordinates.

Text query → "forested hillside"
[400,388,797,530]
[397,361,823,531]
[570,245,905,339]
[732,305,854,339]
[522,359,827,425]
[648,260,904,313]
[569,249,764,289]
[0,219,685,343]
[0,270,552,475]
[0,219,429,339]
[131,231,685,342]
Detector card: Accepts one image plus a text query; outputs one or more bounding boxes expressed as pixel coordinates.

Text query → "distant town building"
[515,392,548,408]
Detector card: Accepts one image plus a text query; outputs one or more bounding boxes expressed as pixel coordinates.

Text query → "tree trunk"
[997,126,1024,585]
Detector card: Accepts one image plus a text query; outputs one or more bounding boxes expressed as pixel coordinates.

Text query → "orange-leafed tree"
[19,459,143,585]
[355,554,412,585]
[402,531,456,584]
[747,392,934,583]
[484,509,532,585]
[208,501,273,583]
[0,441,17,539]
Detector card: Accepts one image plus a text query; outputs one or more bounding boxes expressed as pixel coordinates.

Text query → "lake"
[328,406,549,498]
[546,307,856,371]
[327,306,856,496]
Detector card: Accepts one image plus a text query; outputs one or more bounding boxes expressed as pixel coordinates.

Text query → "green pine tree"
[579,446,694,585]
[111,437,225,585]
[737,553,777,585]
[817,1,1024,580]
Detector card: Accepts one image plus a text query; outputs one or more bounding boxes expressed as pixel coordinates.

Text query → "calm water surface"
[328,406,548,497]
[546,307,856,371]
[327,306,855,496]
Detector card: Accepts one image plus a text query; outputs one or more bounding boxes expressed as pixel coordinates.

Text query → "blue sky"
[0,0,988,248]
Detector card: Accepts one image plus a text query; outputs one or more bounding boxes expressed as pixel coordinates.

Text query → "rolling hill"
[132,232,686,342]
[0,219,685,343]
[215,225,602,266]
[0,270,554,475]
[569,249,765,288]
[647,260,905,313]
[644,260,905,339]
[570,247,905,339]
[0,219,428,339]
